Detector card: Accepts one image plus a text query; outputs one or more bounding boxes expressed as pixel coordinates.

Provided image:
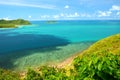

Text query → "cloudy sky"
[0,0,120,20]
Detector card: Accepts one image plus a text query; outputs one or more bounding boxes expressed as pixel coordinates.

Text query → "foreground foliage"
[24,53,120,80]
[72,34,120,80]
[0,34,120,80]
[0,68,20,80]
[25,66,68,80]
[73,52,120,80]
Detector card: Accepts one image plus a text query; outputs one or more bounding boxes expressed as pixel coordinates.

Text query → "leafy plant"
[25,66,68,80]
[73,52,120,80]
[24,69,42,80]
[71,34,120,80]
[0,68,20,80]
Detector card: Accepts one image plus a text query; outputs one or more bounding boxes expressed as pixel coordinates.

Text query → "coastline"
[54,48,88,68]
[19,50,85,78]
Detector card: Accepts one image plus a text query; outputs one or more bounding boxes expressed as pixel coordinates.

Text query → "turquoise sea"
[0,20,120,71]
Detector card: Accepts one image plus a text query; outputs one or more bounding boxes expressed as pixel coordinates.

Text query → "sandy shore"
[19,50,84,78]
[57,55,75,68]
[56,50,83,68]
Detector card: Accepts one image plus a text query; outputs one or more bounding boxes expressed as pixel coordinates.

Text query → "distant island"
[46,20,57,24]
[0,19,31,28]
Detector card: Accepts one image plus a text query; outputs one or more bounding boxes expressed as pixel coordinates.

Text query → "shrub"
[0,68,20,80]
[40,66,68,80]
[73,52,120,80]
[25,66,68,80]
[24,69,42,80]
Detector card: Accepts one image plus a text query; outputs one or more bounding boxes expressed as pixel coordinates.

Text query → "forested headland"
[0,19,31,28]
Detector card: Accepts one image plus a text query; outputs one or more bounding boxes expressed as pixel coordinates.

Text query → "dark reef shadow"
[0,33,70,70]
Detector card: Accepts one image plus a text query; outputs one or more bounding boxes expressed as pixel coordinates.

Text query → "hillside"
[0,19,31,28]
[0,34,120,80]
[81,34,120,55]
[72,34,120,80]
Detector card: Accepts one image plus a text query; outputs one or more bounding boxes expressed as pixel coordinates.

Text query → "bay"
[0,20,120,71]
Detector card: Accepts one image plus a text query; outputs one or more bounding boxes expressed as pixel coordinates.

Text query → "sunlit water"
[0,20,120,71]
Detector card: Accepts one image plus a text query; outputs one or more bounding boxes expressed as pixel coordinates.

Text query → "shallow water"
[0,42,93,71]
[0,20,120,71]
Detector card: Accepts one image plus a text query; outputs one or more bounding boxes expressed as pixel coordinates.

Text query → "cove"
[0,20,120,71]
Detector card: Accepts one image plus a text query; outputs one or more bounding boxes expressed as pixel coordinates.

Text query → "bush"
[71,34,120,80]
[73,52,120,80]
[24,69,42,80]
[24,51,120,80]
[25,66,68,80]
[0,68,20,80]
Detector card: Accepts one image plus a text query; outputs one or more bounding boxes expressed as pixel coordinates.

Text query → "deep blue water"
[0,20,120,54]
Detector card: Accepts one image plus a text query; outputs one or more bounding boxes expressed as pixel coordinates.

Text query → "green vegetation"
[72,34,120,80]
[0,68,20,80]
[0,34,120,80]
[81,34,120,55]
[0,19,31,28]
[73,52,120,80]
[46,20,57,24]
[25,66,68,80]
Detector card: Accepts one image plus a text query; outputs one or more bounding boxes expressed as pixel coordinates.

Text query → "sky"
[0,0,120,20]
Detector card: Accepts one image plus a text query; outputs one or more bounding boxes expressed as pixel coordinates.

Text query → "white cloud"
[97,5,120,18]
[51,12,92,19]
[66,12,79,18]
[98,11,112,17]
[60,13,64,17]
[28,16,31,18]
[74,12,79,17]
[110,5,120,11]
[2,17,10,20]
[53,15,60,19]
[64,5,69,9]
[80,13,91,17]
[0,1,55,9]
[116,12,120,16]
[40,15,50,19]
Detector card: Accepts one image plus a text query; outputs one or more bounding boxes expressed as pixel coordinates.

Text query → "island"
[46,20,57,24]
[0,19,31,28]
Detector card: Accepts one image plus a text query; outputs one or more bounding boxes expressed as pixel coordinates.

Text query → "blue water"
[0,20,120,70]
[0,20,120,54]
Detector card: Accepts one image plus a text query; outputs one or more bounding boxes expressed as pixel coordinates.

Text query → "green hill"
[81,34,120,55]
[0,34,120,80]
[0,19,31,28]
[73,34,120,80]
